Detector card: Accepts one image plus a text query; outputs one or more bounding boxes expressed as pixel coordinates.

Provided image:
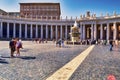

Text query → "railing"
[0,15,75,22]
[1,14,120,21]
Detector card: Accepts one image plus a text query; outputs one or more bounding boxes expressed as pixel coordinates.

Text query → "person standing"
[61,39,64,47]
[16,38,22,57]
[9,38,16,57]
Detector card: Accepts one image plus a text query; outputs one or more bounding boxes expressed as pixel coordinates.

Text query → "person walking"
[109,40,113,51]
[9,38,16,57]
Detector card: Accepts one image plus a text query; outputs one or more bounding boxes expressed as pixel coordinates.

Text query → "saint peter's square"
[0,0,120,80]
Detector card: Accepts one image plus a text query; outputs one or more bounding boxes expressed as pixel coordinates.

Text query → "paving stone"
[70,45,120,80]
[0,41,88,80]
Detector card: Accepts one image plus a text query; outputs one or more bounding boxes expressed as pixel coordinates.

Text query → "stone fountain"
[66,21,80,45]
[70,21,80,42]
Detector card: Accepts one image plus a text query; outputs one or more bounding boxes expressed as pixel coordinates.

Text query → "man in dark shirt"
[9,38,16,57]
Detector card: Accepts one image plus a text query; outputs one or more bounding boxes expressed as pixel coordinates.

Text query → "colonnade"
[0,17,120,41]
[0,21,71,40]
[80,22,120,40]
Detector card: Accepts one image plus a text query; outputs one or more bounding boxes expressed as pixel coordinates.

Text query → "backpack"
[9,41,14,47]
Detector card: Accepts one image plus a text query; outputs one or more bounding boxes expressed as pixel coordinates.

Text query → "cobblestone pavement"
[0,41,89,80]
[70,45,120,80]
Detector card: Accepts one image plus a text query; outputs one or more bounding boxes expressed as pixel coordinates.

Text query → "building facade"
[20,3,61,20]
[0,3,120,41]
[0,9,8,15]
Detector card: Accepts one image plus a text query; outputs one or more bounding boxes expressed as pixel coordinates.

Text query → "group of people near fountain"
[32,38,48,43]
[9,38,23,58]
[32,38,65,48]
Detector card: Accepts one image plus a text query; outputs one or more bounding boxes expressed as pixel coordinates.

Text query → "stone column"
[13,23,16,38]
[100,24,103,40]
[19,24,22,38]
[83,24,85,40]
[113,22,117,40]
[94,23,97,40]
[107,23,109,40]
[80,24,83,40]
[60,25,62,39]
[36,24,38,38]
[0,22,2,38]
[56,25,58,40]
[46,25,48,39]
[7,23,9,38]
[65,25,68,40]
[91,24,94,40]
[30,24,33,39]
[51,25,53,40]
[25,24,27,38]
[0,22,3,38]
[41,25,43,39]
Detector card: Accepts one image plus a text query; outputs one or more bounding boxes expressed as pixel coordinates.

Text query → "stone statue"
[71,16,72,20]
[113,11,116,16]
[80,15,82,19]
[106,13,109,16]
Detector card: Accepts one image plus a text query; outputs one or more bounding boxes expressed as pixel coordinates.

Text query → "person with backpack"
[9,38,16,57]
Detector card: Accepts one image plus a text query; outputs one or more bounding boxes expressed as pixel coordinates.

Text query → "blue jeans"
[110,44,113,51]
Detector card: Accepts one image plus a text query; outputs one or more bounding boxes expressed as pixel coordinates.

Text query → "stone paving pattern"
[0,41,88,80]
[70,45,120,80]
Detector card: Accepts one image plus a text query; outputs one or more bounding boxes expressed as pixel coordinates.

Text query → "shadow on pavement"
[1,56,11,58]
[1,56,36,60]
[0,58,9,64]
[19,56,36,60]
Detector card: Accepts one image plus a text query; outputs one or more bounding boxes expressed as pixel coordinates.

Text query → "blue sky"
[0,0,120,18]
